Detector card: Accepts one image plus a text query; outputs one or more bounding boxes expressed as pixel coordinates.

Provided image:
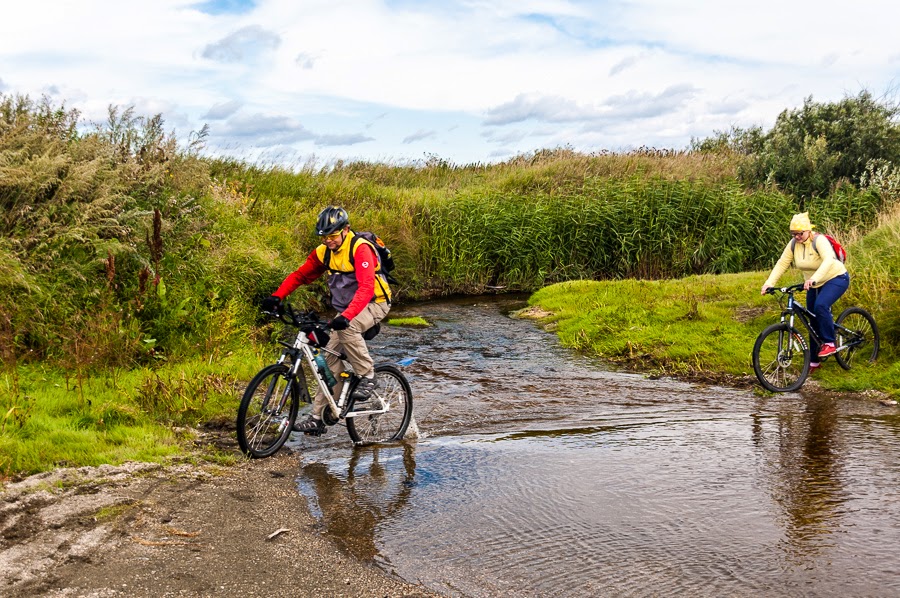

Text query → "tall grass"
[3,94,895,368]
[841,203,900,347]
[418,178,887,293]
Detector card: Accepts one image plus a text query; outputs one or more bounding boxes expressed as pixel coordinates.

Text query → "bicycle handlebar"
[262,303,331,330]
[766,283,806,295]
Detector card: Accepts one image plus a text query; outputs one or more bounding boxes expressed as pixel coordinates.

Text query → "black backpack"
[324,231,398,284]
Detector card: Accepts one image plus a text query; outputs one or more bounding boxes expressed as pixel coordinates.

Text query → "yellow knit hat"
[789,212,815,232]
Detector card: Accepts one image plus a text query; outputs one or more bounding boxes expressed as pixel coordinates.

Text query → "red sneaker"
[818,344,837,358]
[809,362,821,370]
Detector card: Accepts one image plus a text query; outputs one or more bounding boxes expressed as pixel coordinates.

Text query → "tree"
[741,91,900,200]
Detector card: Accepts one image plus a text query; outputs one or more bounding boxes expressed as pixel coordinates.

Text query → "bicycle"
[236,304,413,458]
[752,283,880,392]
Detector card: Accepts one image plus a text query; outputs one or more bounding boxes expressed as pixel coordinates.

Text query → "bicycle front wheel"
[835,307,880,370]
[752,323,810,392]
[346,364,413,445]
[237,364,300,458]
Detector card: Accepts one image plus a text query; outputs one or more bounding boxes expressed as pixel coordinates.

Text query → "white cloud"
[403,129,438,144]
[203,100,243,120]
[1,0,898,164]
[201,25,281,63]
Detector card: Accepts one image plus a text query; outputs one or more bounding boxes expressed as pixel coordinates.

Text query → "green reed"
[417,177,878,294]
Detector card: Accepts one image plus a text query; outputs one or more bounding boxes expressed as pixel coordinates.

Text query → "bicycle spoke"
[752,323,809,392]
[248,412,279,450]
[835,307,880,370]
[347,365,412,445]
[237,364,299,458]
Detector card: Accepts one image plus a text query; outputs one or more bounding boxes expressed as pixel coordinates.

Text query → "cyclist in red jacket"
[261,207,392,435]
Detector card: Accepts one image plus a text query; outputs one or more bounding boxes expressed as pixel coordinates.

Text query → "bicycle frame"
[779,291,820,349]
[777,286,857,354]
[275,317,392,423]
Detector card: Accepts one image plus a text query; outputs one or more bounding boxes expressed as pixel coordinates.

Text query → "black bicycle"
[752,283,879,392]
[236,305,413,458]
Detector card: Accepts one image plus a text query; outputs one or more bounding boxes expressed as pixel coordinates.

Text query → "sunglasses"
[321,231,343,241]
[790,231,806,238]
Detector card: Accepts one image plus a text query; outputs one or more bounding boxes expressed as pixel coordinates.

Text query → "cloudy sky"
[1,0,898,167]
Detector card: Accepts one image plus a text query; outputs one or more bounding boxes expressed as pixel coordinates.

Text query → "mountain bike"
[236,304,413,458]
[752,283,879,392]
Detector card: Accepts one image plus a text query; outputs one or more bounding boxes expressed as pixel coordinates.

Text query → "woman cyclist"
[760,212,849,370]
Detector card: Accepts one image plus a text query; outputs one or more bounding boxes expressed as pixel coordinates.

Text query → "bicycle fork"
[780,310,809,358]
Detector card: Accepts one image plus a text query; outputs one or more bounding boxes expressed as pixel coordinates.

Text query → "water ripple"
[291,296,900,597]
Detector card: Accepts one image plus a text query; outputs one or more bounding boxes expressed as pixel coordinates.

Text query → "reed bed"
[417,178,887,294]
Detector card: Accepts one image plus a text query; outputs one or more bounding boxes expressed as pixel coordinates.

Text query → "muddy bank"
[0,454,438,598]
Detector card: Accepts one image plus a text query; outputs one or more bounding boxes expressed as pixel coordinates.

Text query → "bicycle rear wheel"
[834,307,880,370]
[346,364,413,445]
[752,323,810,392]
[237,364,300,458]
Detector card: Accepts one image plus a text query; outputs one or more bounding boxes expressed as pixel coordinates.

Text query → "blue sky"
[2,0,898,167]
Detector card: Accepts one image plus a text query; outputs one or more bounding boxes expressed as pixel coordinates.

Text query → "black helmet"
[315,206,350,236]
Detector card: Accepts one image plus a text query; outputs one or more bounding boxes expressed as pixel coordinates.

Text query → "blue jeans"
[806,273,850,355]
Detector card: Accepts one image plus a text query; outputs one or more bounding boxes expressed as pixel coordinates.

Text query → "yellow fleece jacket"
[764,233,848,289]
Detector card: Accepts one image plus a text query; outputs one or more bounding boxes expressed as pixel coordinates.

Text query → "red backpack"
[791,232,847,263]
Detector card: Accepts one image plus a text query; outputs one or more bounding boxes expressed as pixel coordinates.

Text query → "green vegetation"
[693,91,900,201]
[2,89,899,477]
[387,317,431,327]
[93,503,133,522]
[0,351,259,476]
[530,273,766,378]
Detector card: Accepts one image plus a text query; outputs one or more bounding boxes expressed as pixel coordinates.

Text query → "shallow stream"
[287,295,900,597]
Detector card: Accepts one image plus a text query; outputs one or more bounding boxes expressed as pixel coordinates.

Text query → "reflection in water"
[290,296,900,597]
[297,442,416,562]
[769,397,845,559]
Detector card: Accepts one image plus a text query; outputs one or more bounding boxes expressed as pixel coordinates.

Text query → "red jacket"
[273,242,378,321]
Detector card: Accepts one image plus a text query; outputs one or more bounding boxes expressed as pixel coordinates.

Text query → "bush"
[738,91,900,200]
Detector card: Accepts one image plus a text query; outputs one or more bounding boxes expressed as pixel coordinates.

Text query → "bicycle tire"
[752,323,810,392]
[834,307,880,370]
[346,364,413,445]
[236,364,300,458]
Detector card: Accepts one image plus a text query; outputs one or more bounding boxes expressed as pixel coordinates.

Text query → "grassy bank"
[528,208,900,396]
[0,349,274,476]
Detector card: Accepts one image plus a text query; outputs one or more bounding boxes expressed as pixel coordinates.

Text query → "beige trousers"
[312,301,390,418]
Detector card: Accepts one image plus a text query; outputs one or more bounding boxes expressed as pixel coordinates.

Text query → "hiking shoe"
[351,376,376,401]
[292,415,326,436]
[809,362,821,371]
[818,343,837,358]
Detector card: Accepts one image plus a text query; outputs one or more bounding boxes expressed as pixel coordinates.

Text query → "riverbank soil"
[0,452,437,598]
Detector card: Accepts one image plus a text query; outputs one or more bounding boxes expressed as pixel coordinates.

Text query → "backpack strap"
[323,234,392,304]
[322,236,361,275]
[791,233,832,258]
[347,235,362,267]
